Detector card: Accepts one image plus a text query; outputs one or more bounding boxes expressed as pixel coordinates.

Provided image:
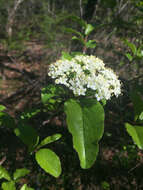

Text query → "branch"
[10,0,24,19]
[6,0,25,37]
[117,0,129,16]
[79,0,83,19]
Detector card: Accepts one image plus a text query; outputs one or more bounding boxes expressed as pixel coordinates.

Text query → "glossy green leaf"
[1,181,16,190]
[64,98,104,169]
[137,45,143,58]
[64,28,83,37]
[85,24,94,36]
[0,166,11,181]
[85,40,96,48]
[0,112,16,128]
[14,122,39,152]
[101,99,106,106]
[41,84,66,110]
[69,15,87,28]
[125,53,133,61]
[101,181,110,190]
[21,108,41,120]
[130,89,143,121]
[119,61,125,66]
[61,51,72,60]
[35,148,61,178]
[20,184,34,190]
[72,36,85,44]
[41,85,56,105]
[72,36,79,40]
[139,112,143,120]
[70,52,83,57]
[125,123,143,149]
[37,134,62,149]
[124,40,137,55]
[13,168,30,180]
[0,105,6,111]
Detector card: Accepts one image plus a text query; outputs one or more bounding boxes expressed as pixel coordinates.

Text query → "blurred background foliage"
[0,0,143,189]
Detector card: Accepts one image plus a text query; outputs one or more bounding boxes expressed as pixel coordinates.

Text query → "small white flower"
[48,55,121,101]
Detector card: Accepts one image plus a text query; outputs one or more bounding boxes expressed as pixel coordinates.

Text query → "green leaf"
[71,36,85,44]
[13,168,30,180]
[0,166,11,181]
[21,108,41,120]
[139,112,143,120]
[14,122,39,152]
[137,45,143,58]
[119,61,125,66]
[1,181,16,190]
[125,123,143,149]
[37,134,62,149]
[125,53,133,61]
[41,84,66,109]
[70,52,83,57]
[101,99,106,106]
[124,40,137,55]
[20,184,34,190]
[0,105,6,111]
[64,98,104,169]
[85,24,94,36]
[0,112,16,128]
[64,28,83,38]
[35,148,61,178]
[101,181,110,190]
[72,36,79,40]
[68,15,87,28]
[130,89,143,121]
[85,40,96,48]
[61,51,72,60]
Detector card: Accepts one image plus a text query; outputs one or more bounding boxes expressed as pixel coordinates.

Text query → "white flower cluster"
[48,55,121,101]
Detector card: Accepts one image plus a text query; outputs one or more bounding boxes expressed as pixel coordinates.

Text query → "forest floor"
[0,39,143,190]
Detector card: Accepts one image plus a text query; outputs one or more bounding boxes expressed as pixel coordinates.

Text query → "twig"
[79,0,83,19]
[0,156,6,165]
[117,0,129,16]
[128,163,141,173]
[128,74,143,82]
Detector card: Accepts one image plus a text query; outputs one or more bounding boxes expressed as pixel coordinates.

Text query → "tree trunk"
[83,0,98,22]
[6,0,24,38]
